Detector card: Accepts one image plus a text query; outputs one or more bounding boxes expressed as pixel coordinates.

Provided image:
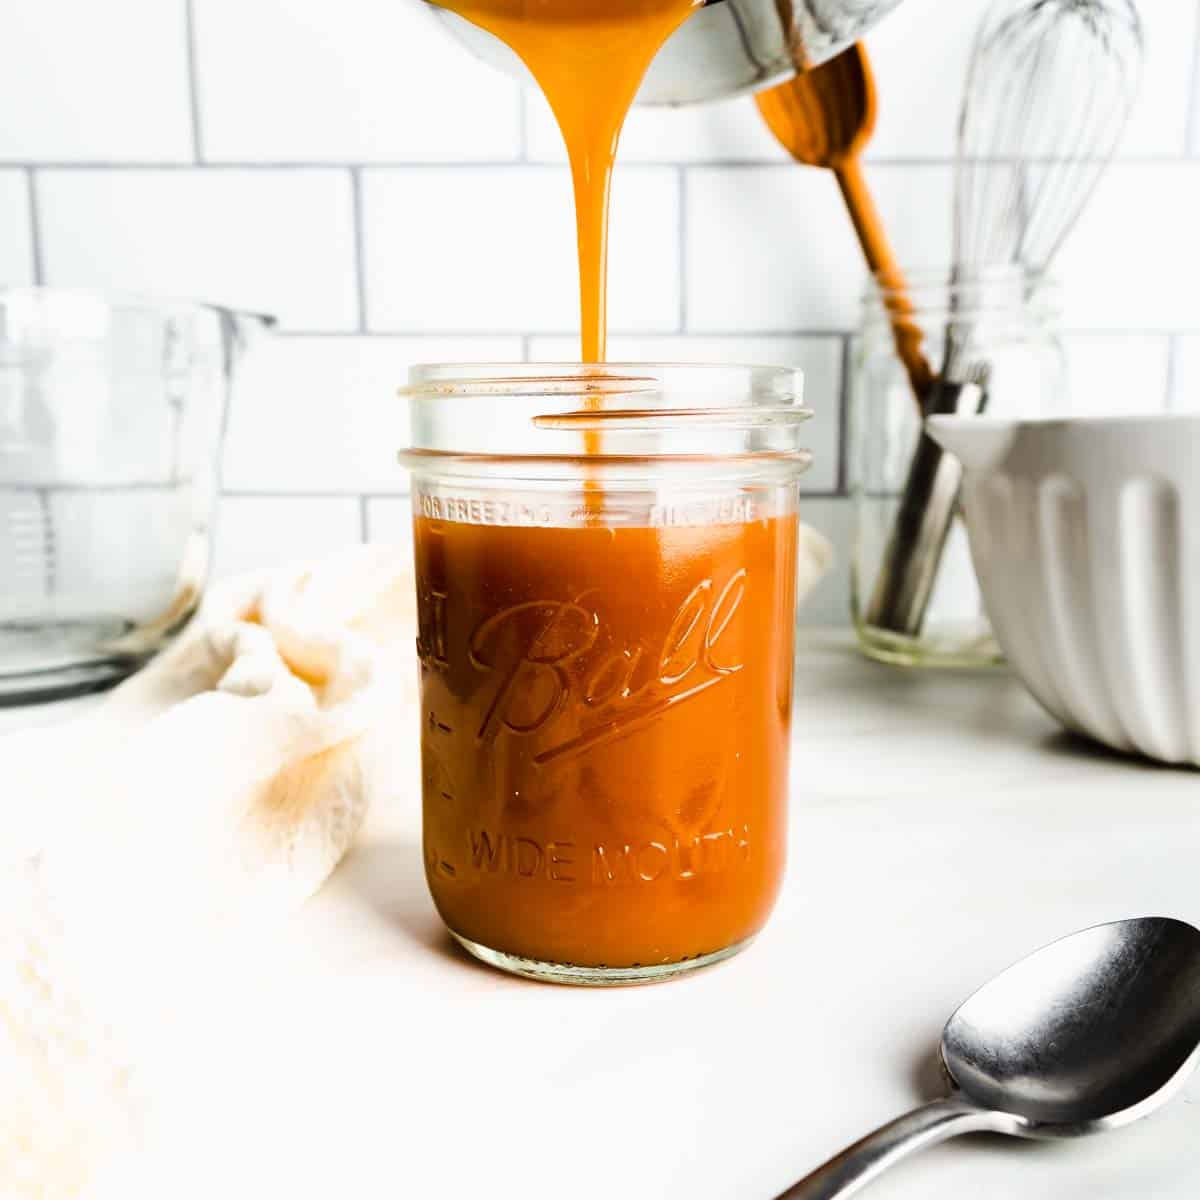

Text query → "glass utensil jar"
[850,267,1065,668]
[399,363,811,985]
[0,289,272,704]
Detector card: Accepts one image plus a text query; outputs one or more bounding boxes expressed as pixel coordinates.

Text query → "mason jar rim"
[401,361,803,399]
[862,264,1060,329]
[399,361,813,477]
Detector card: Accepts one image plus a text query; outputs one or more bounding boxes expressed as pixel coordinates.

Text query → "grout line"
[1187,2,1200,155]
[4,154,1195,171]
[836,335,853,497]
[358,494,370,541]
[25,169,44,284]
[520,335,533,361]
[183,0,206,162]
[350,167,369,332]
[677,167,688,333]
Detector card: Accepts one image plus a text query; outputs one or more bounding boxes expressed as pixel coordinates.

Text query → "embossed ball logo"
[460,569,748,764]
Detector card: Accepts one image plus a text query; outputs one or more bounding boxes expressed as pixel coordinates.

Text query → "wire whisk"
[955,0,1143,281]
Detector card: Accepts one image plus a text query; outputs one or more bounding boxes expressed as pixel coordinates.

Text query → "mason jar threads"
[399,364,812,985]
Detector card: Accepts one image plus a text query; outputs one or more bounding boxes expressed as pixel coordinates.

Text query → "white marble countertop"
[7,632,1200,1199]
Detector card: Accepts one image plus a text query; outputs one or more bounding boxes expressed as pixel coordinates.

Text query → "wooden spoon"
[756,45,933,401]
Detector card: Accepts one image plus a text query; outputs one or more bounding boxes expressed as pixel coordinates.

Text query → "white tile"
[524,91,788,164]
[0,171,34,285]
[38,170,357,331]
[363,166,679,336]
[865,0,990,160]
[0,0,192,163]
[1169,337,1200,412]
[685,164,953,334]
[529,333,843,493]
[213,495,361,578]
[1121,0,1198,157]
[1053,164,1200,332]
[365,496,415,556]
[794,497,853,627]
[194,0,521,163]
[1061,334,1171,416]
[868,0,1195,160]
[224,334,522,493]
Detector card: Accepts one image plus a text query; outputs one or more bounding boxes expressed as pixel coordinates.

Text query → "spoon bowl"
[780,918,1200,1198]
[943,917,1200,1132]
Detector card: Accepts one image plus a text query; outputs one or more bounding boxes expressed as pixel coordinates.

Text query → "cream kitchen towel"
[0,545,418,1200]
[0,528,832,1200]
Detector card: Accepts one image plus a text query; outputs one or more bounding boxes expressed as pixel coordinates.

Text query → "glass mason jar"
[850,267,1065,668]
[399,363,811,985]
[0,288,272,704]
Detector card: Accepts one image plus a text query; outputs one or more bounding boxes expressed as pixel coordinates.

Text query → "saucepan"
[429,0,908,104]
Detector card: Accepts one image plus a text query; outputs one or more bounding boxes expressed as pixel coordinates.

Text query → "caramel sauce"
[434,0,701,360]
[416,513,798,968]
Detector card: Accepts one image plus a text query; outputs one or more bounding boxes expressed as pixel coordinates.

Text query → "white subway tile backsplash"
[213,495,361,578]
[528,333,843,493]
[0,172,34,285]
[1120,0,1199,157]
[866,0,990,160]
[8,0,1200,611]
[37,169,358,330]
[686,164,953,334]
[193,0,521,163]
[362,166,679,335]
[868,0,1200,160]
[525,92,788,164]
[687,167,858,333]
[224,334,522,493]
[1061,333,1172,416]
[1054,164,1200,332]
[0,0,192,163]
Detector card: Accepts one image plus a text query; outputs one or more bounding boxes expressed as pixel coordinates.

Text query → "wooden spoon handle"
[834,157,934,403]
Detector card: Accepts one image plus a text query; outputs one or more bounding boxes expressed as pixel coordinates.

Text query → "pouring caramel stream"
[434,0,701,361]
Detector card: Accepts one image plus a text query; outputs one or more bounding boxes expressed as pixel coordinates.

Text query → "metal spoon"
[778,917,1200,1199]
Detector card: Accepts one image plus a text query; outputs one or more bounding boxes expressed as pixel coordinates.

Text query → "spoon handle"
[776,1097,1015,1200]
